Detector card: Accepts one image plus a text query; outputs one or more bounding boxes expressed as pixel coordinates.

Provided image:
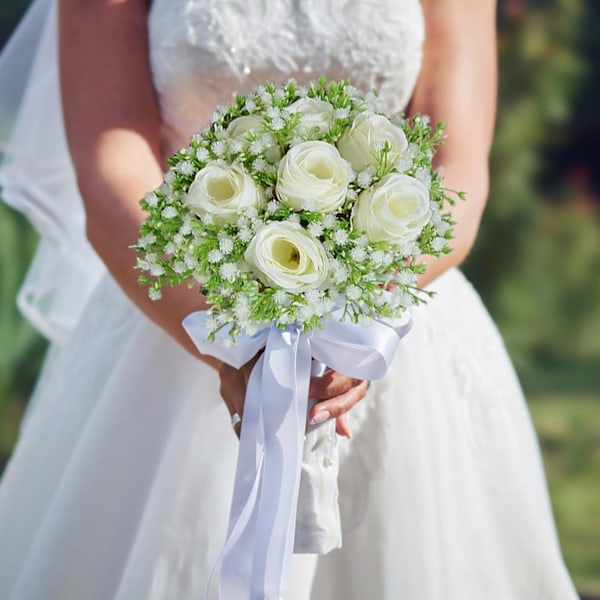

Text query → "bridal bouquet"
[135,78,456,599]
[136,78,454,339]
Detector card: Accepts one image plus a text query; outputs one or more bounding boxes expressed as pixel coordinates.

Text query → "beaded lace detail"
[148,0,424,154]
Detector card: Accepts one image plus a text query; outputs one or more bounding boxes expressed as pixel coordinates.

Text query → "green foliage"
[0,202,47,469]
[464,0,600,373]
[529,394,600,594]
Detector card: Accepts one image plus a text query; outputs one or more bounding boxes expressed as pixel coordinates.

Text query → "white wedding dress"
[0,1,578,599]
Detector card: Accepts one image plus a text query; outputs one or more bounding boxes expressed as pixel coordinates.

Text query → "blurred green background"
[1,0,599,595]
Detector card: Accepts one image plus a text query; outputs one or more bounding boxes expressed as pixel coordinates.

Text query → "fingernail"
[310,411,331,425]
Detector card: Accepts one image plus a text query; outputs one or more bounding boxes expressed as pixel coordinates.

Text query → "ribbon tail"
[217,328,312,600]
[218,354,266,599]
[250,331,311,598]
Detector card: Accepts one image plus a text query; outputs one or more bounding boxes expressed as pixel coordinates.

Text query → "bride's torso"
[148,0,425,155]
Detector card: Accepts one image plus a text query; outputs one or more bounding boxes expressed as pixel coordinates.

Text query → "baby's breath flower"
[354,234,369,248]
[219,237,234,254]
[346,285,362,301]
[356,170,372,188]
[149,289,162,301]
[219,262,239,281]
[252,157,268,173]
[322,213,337,229]
[270,117,285,131]
[415,167,432,187]
[333,229,349,245]
[237,227,253,243]
[307,222,324,237]
[435,221,450,236]
[350,246,367,262]
[273,290,291,307]
[331,263,349,284]
[334,107,351,119]
[397,271,417,286]
[394,155,413,172]
[136,258,150,271]
[208,249,223,263]
[257,87,272,105]
[137,233,156,249]
[173,261,187,274]
[371,250,385,266]
[211,140,227,157]
[266,199,280,215]
[196,147,210,162]
[250,139,264,154]
[230,139,245,154]
[164,170,176,185]
[144,192,158,207]
[305,289,323,305]
[236,214,250,228]
[150,263,165,277]
[297,304,315,321]
[205,315,219,333]
[266,106,281,119]
[184,253,199,268]
[176,160,195,176]
[431,237,446,252]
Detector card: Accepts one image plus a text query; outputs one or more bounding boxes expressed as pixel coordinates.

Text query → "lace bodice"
[148,0,424,155]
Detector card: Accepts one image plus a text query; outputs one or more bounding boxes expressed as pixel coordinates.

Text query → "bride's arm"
[409,0,497,285]
[58,0,217,362]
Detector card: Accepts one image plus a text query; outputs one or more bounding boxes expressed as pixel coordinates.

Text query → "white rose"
[226,115,281,162]
[186,162,263,224]
[245,221,329,291]
[352,173,431,244]
[276,141,353,212]
[288,97,334,139]
[337,112,409,173]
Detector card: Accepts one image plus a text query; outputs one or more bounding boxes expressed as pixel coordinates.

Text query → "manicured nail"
[310,411,331,425]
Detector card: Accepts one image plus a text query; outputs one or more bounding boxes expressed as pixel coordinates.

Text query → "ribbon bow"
[183,309,412,599]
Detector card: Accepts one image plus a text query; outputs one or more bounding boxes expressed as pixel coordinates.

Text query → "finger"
[232,416,242,438]
[309,370,362,400]
[241,352,262,386]
[218,364,246,419]
[335,414,351,439]
[308,380,369,424]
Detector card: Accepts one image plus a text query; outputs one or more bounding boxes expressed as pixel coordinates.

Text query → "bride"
[0,0,578,598]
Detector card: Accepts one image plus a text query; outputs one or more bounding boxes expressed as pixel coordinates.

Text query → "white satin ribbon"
[183,309,412,599]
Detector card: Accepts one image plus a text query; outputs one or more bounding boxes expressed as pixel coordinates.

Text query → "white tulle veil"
[0,0,104,345]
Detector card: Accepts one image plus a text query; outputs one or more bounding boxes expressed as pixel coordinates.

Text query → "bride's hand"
[218,356,260,437]
[308,371,368,439]
[219,359,367,439]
